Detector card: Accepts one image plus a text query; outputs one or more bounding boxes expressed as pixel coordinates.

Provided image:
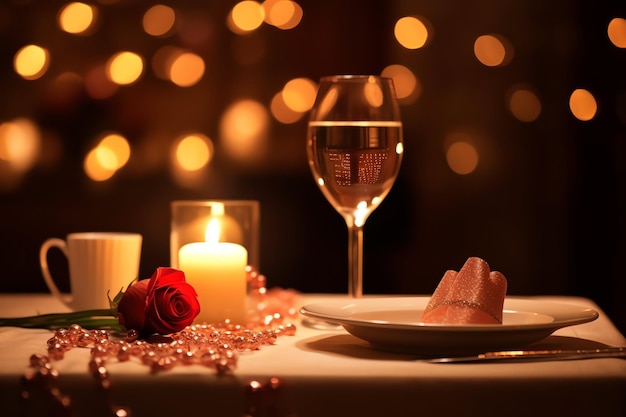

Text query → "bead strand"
[21,267,300,417]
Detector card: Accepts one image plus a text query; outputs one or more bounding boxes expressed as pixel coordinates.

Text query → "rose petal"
[117,280,149,332]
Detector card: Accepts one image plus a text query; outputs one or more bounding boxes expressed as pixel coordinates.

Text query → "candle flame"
[205,218,221,244]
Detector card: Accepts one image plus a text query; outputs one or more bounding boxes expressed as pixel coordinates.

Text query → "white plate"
[299,297,599,355]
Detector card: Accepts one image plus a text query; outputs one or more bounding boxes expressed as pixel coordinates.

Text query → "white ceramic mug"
[39,232,142,310]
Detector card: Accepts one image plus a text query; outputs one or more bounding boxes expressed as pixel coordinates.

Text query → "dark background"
[1,1,624,334]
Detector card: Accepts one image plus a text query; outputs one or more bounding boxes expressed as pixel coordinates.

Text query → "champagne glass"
[307,75,403,298]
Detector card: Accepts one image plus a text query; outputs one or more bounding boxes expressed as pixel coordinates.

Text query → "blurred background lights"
[169,52,205,87]
[271,91,304,124]
[394,16,430,50]
[446,141,479,175]
[220,99,269,161]
[174,134,213,171]
[282,77,317,112]
[106,51,144,85]
[508,88,542,122]
[14,45,50,80]
[263,0,303,30]
[382,64,421,104]
[0,118,41,173]
[229,1,265,33]
[569,88,598,121]
[474,34,513,67]
[98,133,131,169]
[607,17,626,48]
[84,148,116,181]
[83,133,131,181]
[143,4,176,37]
[58,2,97,35]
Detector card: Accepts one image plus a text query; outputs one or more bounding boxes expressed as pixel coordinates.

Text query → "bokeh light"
[228,1,265,33]
[382,64,421,104]
[84,133,132,181]
[174,133,214,171]
[569,88,598,121]
[270,92,303,124]
[14,45,50,80]
[169,52,205,87]
[0,118,41,173]
[474,34,513,67]
[263,0,303,30]
[282,77,317,113]
[106,51,144,85]
[84,148,116,181]
[607,17,626,48]
[446,141,479,175]
[58,2,97,35]
[507,87,542,122]
[143,4,176,37]
[99,133,131,168]
[220,100,269,161]
[394,16,430,49]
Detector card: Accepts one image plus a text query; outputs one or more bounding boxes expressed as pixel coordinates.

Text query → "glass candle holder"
[170,200,260,269]
[170,200,260,324]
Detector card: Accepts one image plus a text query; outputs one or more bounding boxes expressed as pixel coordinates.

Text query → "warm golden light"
[84,148,116,181]
[14,45,50,80]
[381,64,421,104]
[270,92,303,124]
[205,218,221,244]
[229,1,265,33]
[83,132,131,181]
[174,134,213,171]
[508,88,542,122]
[219,100,269,161]
[169,52,205,87]
[447,141,479,175]
[95,146,118,170]
[58,2,97,35]
[608,18,626,48]
[0,118,41,172]
[264,0,303,30]
[107,52,144,85]
[474,34,512,67]
[394,16,429,49]
[569,89,598,121]
[143,4,176,37]
[282,77,317,112]
[99,133,131,168]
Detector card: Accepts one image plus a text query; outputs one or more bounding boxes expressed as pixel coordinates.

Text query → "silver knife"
[429,347,626,363]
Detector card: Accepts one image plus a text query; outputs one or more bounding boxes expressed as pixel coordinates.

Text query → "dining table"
[0,293,625,417]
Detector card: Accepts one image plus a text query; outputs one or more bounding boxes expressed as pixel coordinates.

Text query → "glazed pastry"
[421,257,507,324]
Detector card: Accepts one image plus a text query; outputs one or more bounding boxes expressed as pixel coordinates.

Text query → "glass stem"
[348,225,364,298]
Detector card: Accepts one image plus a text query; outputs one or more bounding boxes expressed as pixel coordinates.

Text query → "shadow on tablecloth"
[297,333,613,360]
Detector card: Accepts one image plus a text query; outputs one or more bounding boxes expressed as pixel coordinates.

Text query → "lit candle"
[178,218,248,324]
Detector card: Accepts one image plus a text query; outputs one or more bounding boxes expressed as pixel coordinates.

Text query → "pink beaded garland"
[21,267,300,417]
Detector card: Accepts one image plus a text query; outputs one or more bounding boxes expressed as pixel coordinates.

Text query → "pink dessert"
[421,257,507,325]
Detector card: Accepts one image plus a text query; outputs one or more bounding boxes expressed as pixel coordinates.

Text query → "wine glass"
[307,75,403,298]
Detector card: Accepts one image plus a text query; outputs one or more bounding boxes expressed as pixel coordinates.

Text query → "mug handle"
[39,238,73,308]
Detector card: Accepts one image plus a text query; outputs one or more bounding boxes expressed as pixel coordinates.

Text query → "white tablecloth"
[1,294,625,417]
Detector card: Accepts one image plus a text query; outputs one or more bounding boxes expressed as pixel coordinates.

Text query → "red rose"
[117,267,201,336]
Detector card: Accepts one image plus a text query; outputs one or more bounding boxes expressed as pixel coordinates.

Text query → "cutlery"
[428,347,626,363]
